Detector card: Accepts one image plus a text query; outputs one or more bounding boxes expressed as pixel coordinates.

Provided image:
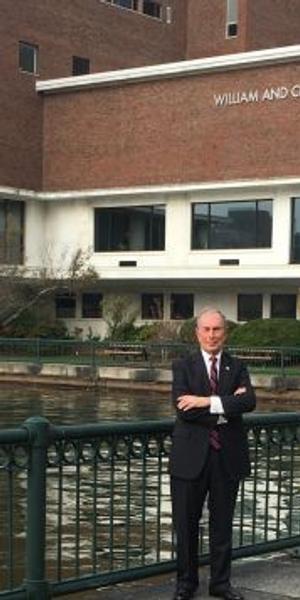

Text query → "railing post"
[23,416,51,599]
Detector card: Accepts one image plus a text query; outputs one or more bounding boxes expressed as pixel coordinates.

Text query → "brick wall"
[0,0,184,190]
[41,61,300,190]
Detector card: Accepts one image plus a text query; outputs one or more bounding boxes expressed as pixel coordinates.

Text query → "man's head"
[195,307,227,355]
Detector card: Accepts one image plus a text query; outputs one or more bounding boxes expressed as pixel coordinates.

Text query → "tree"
[102,294,138,340]
[0,247,99,336]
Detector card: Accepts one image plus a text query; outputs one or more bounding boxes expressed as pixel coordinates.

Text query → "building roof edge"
[36,44,300,95]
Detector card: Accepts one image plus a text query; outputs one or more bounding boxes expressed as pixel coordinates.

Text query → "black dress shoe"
[209,585,244,600]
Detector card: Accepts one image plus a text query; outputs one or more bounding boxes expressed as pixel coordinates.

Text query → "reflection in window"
[0,200,24,264]
[192,200,272,250]
[291,198,300,262]
[271,294,296,319]
[19,41,38,74]
[55,295,76,318]
[238,294,262,321]
[170,294,194,320]
[141,293,163,319]
[82,293,103,318]
[94,205,165,252]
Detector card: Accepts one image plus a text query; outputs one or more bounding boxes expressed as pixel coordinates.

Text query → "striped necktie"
[209,354,218,393]
[209,355,221,450]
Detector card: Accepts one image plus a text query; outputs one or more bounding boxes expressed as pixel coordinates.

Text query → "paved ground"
[63,552,300,599]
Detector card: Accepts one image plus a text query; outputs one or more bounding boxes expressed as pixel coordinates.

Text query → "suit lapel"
[191,350,211,395]
[218,352,233,395]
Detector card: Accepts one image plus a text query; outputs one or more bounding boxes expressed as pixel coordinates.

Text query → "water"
[0,384,173,428]
[0,383,299,592]
[0,383,299,429]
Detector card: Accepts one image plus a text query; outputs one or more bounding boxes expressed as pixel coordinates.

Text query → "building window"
[100,0,162,19]
[72,56,90,76]
[141,293,163,319]
[271,294,296,319]
[0,200,24,264]
[191,200,272,250]
[170,294,194,320]
[55,294,76,318]
[291,198,300,262]
[19,41,38,74]
[143,0,161,18]
[94,205,165,252]
[238,294,263,321]
[226,0,238,37]
[82,293,103,318]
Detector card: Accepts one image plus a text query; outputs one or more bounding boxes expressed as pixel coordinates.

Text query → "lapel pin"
[225,366,230,371]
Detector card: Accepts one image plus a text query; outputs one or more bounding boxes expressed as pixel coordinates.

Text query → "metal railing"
[1,337,300,376]
[0,413,299,598]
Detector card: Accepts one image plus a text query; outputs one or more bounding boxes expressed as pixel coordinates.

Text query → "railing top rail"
[0,412,299,445]
[0,428,29,444]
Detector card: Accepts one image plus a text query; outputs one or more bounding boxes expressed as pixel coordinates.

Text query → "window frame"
[81,292,103,319]
[170,293,194,321]
[0,200,24,265]
[191,199,273,251]
[55,294,76,319]
[19,41,39,74]
[237,294,263,322]
[270,294,297,319]
[94,204,166,253]
[72,55,90,76]
[141,293,164,320]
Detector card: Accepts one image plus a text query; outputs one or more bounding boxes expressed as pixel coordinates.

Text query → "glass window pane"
[210,202,256,249]
[291,198,300,262]
[191,200,272,250]
[72,56,90,76]
[94,206,165,252]
[257,200,272,247]
[141,293,163,319]
[170,294,194,320]
[192,203,209,249]
[271,294,296,318]
[19,42,38,74]
[82,293,102,318]
[143,1,161,18]
[55,295,76,319]
[0,200,24,265]
[238,294,262,321]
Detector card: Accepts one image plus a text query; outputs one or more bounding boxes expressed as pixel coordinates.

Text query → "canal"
[1,383,300,427]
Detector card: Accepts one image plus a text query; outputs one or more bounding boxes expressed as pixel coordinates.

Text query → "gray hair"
[196,306,227,329]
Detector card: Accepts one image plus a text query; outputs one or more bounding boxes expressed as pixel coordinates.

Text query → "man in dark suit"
[170,308,256,600]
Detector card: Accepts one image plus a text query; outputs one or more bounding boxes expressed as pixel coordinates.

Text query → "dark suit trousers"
[171,448,239,591]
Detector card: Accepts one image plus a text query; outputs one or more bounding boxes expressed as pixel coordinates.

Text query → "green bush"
[179,318,197,343]
[228,318,300,347]
[135,321,180,342]
[1,309,68,339]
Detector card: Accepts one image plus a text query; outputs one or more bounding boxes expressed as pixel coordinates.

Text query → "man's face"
[195,311,226,355]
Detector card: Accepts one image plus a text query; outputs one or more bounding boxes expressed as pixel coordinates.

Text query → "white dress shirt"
[201,349,225,418]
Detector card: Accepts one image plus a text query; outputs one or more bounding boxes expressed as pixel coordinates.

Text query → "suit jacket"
[169,349,256,481]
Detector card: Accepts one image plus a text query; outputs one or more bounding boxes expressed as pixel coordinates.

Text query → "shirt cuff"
[210,395,224,414]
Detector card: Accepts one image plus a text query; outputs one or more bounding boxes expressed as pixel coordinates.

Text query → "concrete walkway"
[63,552,300,599]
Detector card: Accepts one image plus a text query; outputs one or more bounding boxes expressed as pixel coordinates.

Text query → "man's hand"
[234,386,246,396]
[177,394,211,411]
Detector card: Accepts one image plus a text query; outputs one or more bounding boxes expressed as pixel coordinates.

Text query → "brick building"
[2,0,300,335]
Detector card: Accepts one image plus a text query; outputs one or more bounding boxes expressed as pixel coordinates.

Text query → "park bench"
[232,348,282,367]
[96,345,148,362]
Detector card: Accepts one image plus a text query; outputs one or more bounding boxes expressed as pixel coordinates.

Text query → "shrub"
[136,321,180,342]
[178,318,197,343]
[228,318,300,347]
